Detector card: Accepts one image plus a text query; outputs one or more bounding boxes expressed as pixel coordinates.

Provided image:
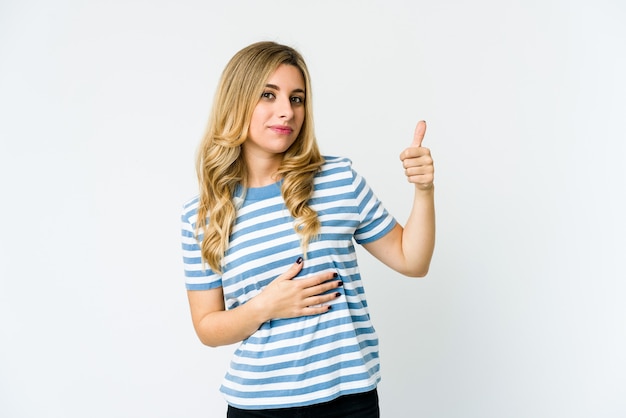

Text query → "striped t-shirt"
[181,156,396,409]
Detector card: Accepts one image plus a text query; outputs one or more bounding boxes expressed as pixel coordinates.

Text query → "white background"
[1,0,625,417]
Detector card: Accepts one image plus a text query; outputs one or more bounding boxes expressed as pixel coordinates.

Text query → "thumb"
[411,120,427,147]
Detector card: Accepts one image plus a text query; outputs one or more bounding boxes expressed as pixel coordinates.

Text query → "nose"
[277,96,294,120]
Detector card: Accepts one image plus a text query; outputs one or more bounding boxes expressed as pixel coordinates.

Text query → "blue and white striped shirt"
[181,156,396,409]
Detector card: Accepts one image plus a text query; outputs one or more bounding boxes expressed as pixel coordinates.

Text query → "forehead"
[265,64,305,89]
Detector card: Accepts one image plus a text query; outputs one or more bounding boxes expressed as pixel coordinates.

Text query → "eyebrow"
[265,84,305,94]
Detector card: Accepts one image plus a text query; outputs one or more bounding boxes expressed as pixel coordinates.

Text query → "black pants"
[226,388,380,418]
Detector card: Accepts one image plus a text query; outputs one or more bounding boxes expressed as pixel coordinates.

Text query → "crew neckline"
[235,180,283,202]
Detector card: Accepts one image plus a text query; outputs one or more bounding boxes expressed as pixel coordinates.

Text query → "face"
[244,64,306,162]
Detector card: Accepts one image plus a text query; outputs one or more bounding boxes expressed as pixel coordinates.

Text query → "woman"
[181,41,435,417]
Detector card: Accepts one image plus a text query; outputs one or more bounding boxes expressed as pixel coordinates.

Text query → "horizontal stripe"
[237,325,377,359]
[180,156,395,408]
[221,369,380,401]
[227,353,379,386]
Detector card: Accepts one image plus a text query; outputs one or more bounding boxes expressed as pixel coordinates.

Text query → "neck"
[244,154,283,188]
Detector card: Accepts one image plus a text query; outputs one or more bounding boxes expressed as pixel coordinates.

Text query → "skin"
[363,120,435,278]
[242,64,306,187]
[187,65,435,347]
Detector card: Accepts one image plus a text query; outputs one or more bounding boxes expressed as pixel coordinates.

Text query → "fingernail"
[327,305,332,310]
[333,272,338,278]
[296,257,303,264]
[337,281,343,287]
[335,292,341,298]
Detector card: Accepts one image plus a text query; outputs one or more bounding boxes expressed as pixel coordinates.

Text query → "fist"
[399,120,434,190]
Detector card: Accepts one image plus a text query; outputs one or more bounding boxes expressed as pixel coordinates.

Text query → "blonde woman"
[181,41,435,417]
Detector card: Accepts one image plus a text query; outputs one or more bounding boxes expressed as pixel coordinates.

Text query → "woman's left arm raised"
[362,120,435,277]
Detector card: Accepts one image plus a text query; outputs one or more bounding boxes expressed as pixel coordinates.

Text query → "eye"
[261,91,275,100]
[290,96,304,104]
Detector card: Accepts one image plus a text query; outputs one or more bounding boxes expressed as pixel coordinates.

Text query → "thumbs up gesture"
[400,121,434,190]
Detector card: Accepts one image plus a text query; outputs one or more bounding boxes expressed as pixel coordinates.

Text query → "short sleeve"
[181,197,222,290]
[351,169,397,244]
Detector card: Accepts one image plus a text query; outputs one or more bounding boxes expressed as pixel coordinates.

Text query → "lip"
[269,125,293,135]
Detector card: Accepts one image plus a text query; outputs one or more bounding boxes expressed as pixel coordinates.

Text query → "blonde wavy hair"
[195,41,324,273]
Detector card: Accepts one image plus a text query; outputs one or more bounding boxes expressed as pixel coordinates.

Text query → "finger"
[402,147,431,165]
[302,304,333,315]
[302,275,342,298]
[411,120,427,148]
[404,162,434,176]
[305,291,342,308]
[300,271,339,291]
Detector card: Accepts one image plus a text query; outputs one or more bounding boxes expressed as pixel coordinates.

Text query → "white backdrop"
[1,0,625,417]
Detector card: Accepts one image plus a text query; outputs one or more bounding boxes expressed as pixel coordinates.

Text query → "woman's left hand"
[399,120,434,190]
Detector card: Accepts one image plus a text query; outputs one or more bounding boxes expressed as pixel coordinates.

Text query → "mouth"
[270,125,293,135]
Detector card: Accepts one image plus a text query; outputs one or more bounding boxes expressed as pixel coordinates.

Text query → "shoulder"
[317,156,354,177]
[321,155,352,169]
[313,156,360,195]
[181,195,201,226]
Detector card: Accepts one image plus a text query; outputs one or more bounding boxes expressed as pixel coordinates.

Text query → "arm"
[363,121,435,277]
[187,259,342,347]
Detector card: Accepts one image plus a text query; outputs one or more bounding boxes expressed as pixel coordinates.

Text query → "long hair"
[195,41,323,273]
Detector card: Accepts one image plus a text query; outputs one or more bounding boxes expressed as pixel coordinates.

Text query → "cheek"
[249,109,265,132]
[295,109,305,129]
